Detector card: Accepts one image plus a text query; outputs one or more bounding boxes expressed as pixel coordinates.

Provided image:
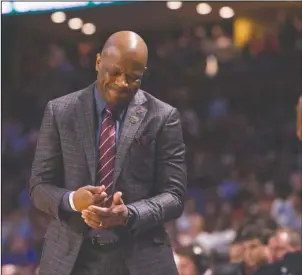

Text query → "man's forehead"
[103,45,144,57]
[276,232,289,243]
[103,58,145,73]
[102,46,146,65]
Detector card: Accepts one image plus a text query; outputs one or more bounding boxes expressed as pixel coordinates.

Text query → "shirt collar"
[94,84,126,120]
[94,84,106,118]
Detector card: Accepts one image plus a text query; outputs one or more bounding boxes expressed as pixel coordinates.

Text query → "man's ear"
[95,53,101,72]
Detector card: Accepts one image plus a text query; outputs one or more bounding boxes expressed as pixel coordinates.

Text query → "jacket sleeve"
[29,101,70,222]
[127,107,187,235]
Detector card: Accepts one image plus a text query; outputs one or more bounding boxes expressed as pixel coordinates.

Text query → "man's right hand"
[73,185,107,212]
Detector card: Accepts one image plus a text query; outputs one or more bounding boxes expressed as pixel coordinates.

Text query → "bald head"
[277,228,301,248]
[101,31,148,67]
[96,31,148,106]
[269,228,302,260]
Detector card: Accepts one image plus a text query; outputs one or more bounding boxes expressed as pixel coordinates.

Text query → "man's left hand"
[81,192,129,229]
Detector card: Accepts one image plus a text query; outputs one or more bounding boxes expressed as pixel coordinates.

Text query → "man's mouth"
[107,84,129,95]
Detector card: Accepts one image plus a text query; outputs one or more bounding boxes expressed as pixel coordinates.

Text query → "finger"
[102,196,112,207]
[88,205,111,217]
[110,205,125,215]
[83,218,100,229]
[93,192,107,205]
[101,217,116,229]
[85,185,105,194]
[81,211,100,227]
[82,213,103,229]
[112,192,124,206]
[82,210,101,224]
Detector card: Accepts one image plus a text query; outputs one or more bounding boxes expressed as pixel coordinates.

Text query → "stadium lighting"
[196,3,212,15]
[51,11,66,23]
[82,23,96,35]
[13,2,87,13]
[2,2,13,14]
[219,6,235,19]
[68,17,83,30]
[2,2,130,15]
[166,1,182,10]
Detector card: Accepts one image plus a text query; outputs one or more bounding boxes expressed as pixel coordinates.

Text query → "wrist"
[124,206,136,229]
[122,207,129,226]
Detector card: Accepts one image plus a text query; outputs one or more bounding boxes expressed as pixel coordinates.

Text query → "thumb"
[85,185,105,194]
[112,192,124,206]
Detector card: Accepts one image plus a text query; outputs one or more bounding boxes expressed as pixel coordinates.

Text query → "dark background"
[1,2,302,275]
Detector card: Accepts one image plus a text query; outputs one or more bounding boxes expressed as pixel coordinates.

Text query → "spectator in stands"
[271,184,294,227]
[287,191,302,231]
[255,228,302,275]
[176,198,205,247]
[174,246,202,275]
[229,239,244,264]
[273,228,302,260]
[240,225,273,275]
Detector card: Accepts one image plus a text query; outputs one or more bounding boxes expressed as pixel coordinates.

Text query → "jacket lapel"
[114,90,148,184]
[75,85,148,186]
[76,83,97,184]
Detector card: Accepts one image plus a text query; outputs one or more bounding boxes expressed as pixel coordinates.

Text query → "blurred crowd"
[2,9,302,275]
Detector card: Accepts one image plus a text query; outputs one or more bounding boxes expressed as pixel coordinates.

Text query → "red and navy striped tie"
[98,107,116,205]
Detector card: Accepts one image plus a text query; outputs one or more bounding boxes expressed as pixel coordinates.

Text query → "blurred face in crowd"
[274,231,302,260]
[243,238,268,267]
[10,236,28,253]
[176,254,198,275]
[230,242,244,263]
[96,31,148,107]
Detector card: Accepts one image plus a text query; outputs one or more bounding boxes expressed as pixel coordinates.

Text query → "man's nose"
[116,74,128,87]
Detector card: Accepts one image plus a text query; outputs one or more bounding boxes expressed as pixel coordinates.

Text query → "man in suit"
[30,31,187,275]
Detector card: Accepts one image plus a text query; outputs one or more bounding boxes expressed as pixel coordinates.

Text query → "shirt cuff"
[60,191,78,212]
[68,191,78,211]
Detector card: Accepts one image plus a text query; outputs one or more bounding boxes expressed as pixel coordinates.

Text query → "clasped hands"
[73,185,128,229]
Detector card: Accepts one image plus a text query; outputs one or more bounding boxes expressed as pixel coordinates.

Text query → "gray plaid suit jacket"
[30,83,187,275]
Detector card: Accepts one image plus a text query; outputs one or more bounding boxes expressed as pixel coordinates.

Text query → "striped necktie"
[98,107,116,204]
